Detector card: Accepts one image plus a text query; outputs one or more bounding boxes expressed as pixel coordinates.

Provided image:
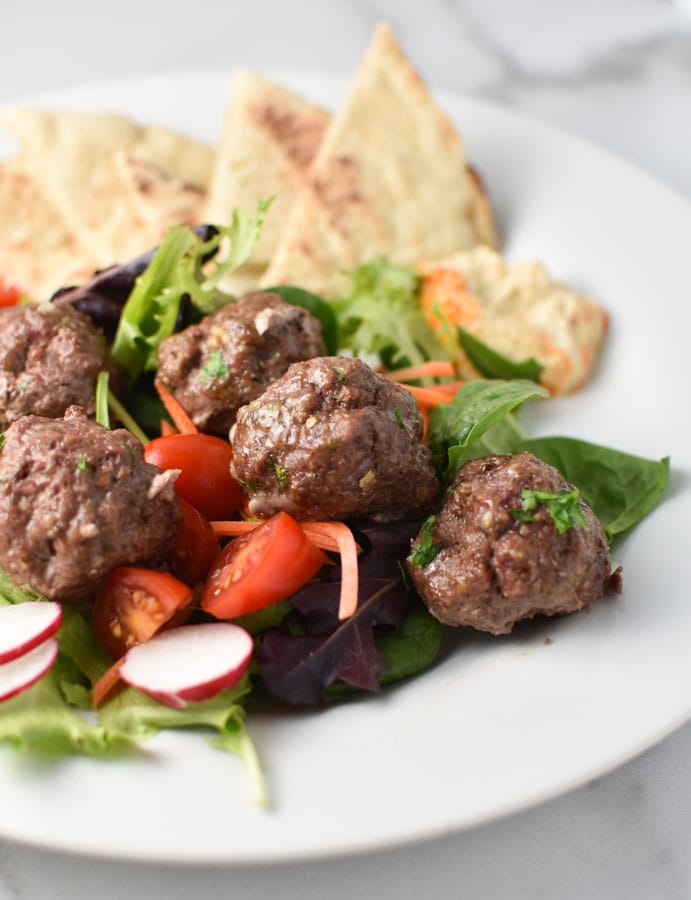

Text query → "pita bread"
[1,108,214,267]
[418,246,608,395]
[113,152,207,237]
[0,158,97,299]
[203,69,330,267]
[261,23,499,298]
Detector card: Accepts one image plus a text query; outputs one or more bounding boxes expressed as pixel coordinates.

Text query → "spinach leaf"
[517,436,670,543]
[266,284,340,355]
[377,603,442,687]
[458,327,543,382]
[427,378,548,479]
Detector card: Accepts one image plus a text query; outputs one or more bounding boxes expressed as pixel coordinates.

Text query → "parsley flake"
[268,460,289,490]
[407,515,443,568]
[509,487,588,535]
[199,351,229,384]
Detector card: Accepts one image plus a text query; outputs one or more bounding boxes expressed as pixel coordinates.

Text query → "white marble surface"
[1,1,690,897]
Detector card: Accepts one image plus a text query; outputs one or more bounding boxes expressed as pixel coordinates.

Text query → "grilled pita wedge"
[262,23,499,298]
[204,69,330,271]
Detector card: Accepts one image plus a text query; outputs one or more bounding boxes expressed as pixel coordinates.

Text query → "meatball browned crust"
[0,301,107,430]
[156,291,324,435]
[406,452,616,635]
[230,355,440,521]
[0,407,181,603]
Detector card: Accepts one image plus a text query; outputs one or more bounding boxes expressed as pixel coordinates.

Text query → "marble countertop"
[1,1,690,897]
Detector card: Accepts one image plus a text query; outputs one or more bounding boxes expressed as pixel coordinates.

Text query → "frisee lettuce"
[333,257,449,368]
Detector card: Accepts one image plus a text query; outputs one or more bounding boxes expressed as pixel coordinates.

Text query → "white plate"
[0,70,689,865]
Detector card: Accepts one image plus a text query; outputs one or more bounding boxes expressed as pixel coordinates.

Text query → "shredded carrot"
[429,380,464,399]
[211,520,262,537]
[160,418,177,436]
[417,405,429,438]
[154,380,198,434]
[211,518,360,619]
[385,360,455,382]
[305,522,360,620]
[211,519,359,558]
[92,656,125,706]
[400,383,460,408]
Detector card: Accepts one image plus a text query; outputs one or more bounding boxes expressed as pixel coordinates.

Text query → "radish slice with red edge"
[118,622,253,709]
[0,638,59,702]
[0,601,63,664]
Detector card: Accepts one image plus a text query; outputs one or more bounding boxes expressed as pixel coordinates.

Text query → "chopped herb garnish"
[76,453,89,473]
[0,433,4,451]
[509,487,588,534]
[407,515,443,568]
[393,406,409,434]
[199,351,229,384]
[268,460,289,490]
[332,366,346,384]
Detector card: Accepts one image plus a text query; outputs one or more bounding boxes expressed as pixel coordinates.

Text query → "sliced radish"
[0,638,59,702]
[118,622,253,709]
[0,601,63,664]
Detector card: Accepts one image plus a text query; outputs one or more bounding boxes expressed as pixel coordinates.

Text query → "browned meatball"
[0,407,181,603]
[156,291,324,435]
[230,356,440,521]
[0,301,107,430]
[406,452,616,635]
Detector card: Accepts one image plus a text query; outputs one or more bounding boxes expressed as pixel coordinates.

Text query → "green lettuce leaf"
[333,258,449,368]
[111,199,272,383]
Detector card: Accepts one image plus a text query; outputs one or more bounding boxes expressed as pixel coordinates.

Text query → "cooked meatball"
[230,356,440,521]
[156,291,324,434]
[0,301,107,430]
[406,452,616,635]
[0,407,181,603]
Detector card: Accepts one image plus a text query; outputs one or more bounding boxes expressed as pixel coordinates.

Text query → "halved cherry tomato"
[92,567,193,659]
[169,498,220,586]
[0,279,21,308]
[201,512,328,619]
[144,433,245,521]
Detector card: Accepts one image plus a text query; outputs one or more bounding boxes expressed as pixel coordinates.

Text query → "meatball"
[156,291,324,434]
[0,407,181,603]
[406,452,616,635]
[230,356,440,521]
[0,301,107,430]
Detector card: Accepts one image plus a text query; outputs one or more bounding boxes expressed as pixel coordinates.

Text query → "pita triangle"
[262,23,498,298]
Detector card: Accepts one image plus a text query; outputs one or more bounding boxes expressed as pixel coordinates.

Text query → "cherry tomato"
[0,279,21,308]
[169,498,220,586]
[92,567,193,659]
[144,433,245,521]
[201,512,328,619]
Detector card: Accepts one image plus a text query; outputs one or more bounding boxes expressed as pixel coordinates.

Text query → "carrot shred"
[154,380,198,434]
[211,520,262,537]
[400,383,459,408]
[160,418,178,436]
[211,519,359,558]
[92,656,125,706]
[385,360,455,382]
[211,518,360,619]
[305,522,359,620]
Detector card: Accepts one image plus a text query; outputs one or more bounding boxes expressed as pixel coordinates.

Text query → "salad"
[0,210,669,806]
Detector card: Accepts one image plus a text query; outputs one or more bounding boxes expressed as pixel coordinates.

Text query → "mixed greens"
[0,218,670,804]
